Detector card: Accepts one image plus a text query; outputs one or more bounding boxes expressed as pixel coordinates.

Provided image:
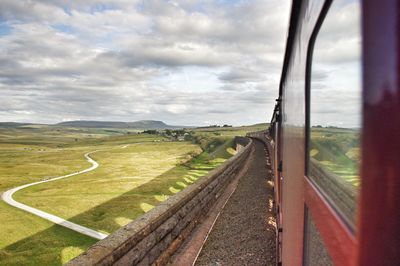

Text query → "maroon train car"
[269,0,400,265]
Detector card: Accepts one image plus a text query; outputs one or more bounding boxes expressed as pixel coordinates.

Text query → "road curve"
[1,151,108,240]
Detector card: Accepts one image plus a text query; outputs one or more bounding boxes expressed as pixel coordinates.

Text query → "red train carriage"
[269,0,400,265]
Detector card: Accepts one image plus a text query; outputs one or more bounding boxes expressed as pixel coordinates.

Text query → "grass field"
[14,141,204,233]
[309,127,361,186]
[0,127,165,265]
[0,124,264,265]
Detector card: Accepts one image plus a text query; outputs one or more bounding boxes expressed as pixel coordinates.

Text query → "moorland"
[0,122,266,265]
[309,126,361,186]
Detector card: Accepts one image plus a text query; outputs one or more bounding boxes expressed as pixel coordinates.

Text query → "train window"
[303,208,333,266]
[308,0,361,224]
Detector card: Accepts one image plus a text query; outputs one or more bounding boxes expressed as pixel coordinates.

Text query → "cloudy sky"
[311,0,361,128]
[0,0,291,126]
[0,0,361,127]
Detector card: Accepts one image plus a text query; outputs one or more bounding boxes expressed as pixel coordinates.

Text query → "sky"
[311,0,362,128]
[0,0,361,127]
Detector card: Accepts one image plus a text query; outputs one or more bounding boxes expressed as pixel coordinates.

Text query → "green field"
[309,126,361,186]
[0,124,266,265]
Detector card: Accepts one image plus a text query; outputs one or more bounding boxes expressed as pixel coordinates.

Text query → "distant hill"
[55,120,184,129]
[0,122,32,128]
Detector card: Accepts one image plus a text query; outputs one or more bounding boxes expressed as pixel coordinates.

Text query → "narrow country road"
[1,151,108,240]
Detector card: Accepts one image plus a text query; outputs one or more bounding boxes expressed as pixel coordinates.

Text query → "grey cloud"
[104,47,227,68]
[312,69,329,81]
[0,1,68,22]
[308,0,362,128]
[0,0,291,125]
[313,0,361,65]
[219,68,265,83]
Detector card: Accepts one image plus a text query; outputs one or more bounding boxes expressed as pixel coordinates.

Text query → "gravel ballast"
[195,139,276,266]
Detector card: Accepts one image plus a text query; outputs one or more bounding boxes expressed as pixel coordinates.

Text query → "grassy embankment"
[309,127,360,186]
[0,124,265,265]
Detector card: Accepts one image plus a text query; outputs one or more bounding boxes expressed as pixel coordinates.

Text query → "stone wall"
[67,137,253,266]
[246,130,269,145]
[247,130,274,170]
[234,136,250,151]
[247,130,275,176]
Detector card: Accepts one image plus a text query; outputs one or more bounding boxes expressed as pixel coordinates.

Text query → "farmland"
[309,126,361,186]
[0,123,266,265]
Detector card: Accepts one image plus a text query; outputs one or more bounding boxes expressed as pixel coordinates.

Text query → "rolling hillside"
[0,120,186,130]
[56,120,184,129]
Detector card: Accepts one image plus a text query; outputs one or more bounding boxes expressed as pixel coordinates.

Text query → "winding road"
[1,151,109,240]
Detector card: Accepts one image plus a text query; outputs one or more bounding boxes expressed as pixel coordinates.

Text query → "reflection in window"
[308,0,361,224]
[303,208,333,266]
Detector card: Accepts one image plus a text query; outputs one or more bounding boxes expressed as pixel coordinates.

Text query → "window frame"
[305,0,362,231]
[303,0,358,264]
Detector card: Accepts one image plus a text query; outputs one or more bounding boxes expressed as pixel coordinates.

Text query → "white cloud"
[310,0,362,128]
[0,0,291,126]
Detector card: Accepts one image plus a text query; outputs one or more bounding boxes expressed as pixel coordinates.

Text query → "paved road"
[1,151,108,240]
[195,139,276,265]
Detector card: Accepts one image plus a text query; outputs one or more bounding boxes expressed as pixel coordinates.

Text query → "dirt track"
[195,139,276,266]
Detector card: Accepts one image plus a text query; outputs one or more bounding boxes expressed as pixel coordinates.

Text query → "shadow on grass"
[67,157,219,233]
[0,224,96,266]
[0,151,228,265]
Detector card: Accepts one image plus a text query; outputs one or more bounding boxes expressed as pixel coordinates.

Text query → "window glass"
[308,0,361,224]
[303,208,333,266]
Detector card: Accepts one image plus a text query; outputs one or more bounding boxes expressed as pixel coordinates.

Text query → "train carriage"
[270,0,400,265]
